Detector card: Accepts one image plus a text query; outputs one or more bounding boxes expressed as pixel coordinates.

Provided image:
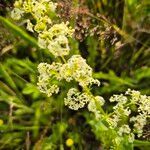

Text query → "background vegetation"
[0,0,150,149]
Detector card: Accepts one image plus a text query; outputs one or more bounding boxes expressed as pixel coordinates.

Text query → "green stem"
[61,56,67,64]
[134,140,150,146]
[83,86,106,115]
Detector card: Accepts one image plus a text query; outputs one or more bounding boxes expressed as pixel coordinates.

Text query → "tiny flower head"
[66,138,74,147]
[64,88,90,110]
[0,119,4,126]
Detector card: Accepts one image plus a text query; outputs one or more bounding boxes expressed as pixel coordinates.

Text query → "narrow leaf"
[0,16,38,47]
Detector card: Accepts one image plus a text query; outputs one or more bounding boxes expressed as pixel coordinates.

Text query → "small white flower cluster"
[127,89,150,137]
[125,89,141,103]
[109,94,131,128]
[126,89,150,115]
[118,124,131,136]
[38,22,74,57]
[37,55,99,100]
[108,89,150,141]
[64,88,105,112]
[130,114,147,137]
[60,55,100,87]
[37,62,62,97]
[11,0,74,57]
[11,0,57,21]
[64,88,90,110]
[112,131,135,149]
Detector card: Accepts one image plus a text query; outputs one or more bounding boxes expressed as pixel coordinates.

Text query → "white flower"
[128,133,135,143]
[22,1,32,13]
[107,115,120,128]
[26,20,34,32]
[64,88,90,110]
[11,0,57,33]
[48,35,70,56]
[38,36,47,48]
[130,114,147,137]
[118,125,131,136]
[14,0,23,8]
[37,62,62,97]
[95,96,105,106]
[47,1,57,12]
[37,23,74,56]
[60,55,100,87]
[125,89,140,103]
[11,8,24,20]
[88,99,101,119]
[110,94,127,103]
[37,80,59,97]
[109,90,150,139]
[38,31,50,49]
[138,95,150,115]
[47,22,74,39]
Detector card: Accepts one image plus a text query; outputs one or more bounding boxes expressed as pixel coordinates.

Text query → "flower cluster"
[38,22,74,56]
[108,89,150,140]
[118,124,131,136]
[37,55,100,104]
[64,88,105,112]
[11,0,74,57]
[37,62,62,97]
[60,55,100,87]
[127,89,150,137]
[64,88,90,110]
[12,1,99,106]
[11,0,57,21]
[108,94,131,128]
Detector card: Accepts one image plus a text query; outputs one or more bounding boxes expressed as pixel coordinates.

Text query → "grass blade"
[0,16,38,47]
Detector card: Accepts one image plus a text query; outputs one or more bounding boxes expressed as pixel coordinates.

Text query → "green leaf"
[22,83,41,99]
[134,67,150,81]
[133,140,150,146]
[0,80,16,96]
[0,63,17,91]
[94,70,134,86]
[0,16,38,47]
